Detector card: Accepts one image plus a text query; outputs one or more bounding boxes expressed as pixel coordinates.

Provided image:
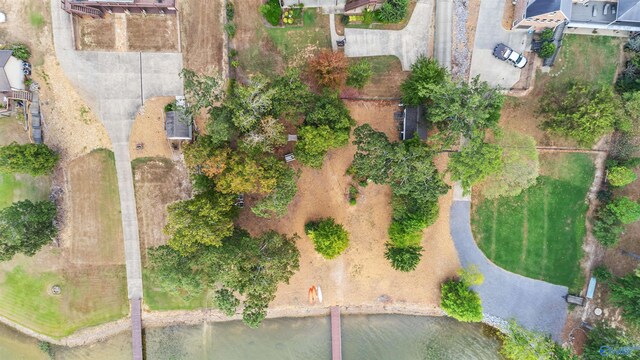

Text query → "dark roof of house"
[165,110,192,140]
[345,0,384,12]
[525,0,571,18]
[618,0,640,22]
[402,106,428,141]
[0,50,14,92]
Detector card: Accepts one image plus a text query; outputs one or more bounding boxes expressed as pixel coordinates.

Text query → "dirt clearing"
[133,158,191,261]
[237,100,460,312]
[73,14,179,52]
[179,0,224,75]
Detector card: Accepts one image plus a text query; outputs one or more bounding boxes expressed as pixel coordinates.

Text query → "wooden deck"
[330,306,342,360]
[130,298,143,360]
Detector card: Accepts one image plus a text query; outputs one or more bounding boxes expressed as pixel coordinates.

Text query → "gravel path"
[450,198,568,341]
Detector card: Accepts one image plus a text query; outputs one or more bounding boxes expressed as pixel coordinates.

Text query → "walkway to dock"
[331,306,342,360]
[131,299,143,360]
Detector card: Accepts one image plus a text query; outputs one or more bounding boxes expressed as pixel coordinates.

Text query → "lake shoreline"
[0,303,456,347]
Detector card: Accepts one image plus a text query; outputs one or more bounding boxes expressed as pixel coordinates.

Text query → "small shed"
[164,109,192,141]
[401,106,428,141]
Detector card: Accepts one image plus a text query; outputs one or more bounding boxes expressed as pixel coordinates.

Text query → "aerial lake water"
[1,314,502,359]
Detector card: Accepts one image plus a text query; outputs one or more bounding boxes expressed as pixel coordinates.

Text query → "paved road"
[468,0,530,88]
[51,1,184,301]
[344,0,434,70]
[449,198,568,341]
[434,0,452,69]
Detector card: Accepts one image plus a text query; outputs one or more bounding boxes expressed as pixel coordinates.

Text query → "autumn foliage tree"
[308,49,348,88]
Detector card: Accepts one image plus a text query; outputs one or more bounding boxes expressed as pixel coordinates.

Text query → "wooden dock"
[330,306,342,360]
[130,298,143,360]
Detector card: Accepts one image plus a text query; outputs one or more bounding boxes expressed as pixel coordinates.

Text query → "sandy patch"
[129,97,174,160]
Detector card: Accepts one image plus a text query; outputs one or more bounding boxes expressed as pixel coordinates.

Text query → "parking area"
[469,0,531,88]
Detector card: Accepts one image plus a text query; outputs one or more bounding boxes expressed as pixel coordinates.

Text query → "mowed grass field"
[0,116,51,209]
[548,34,622,85]
[472,153,595,289]
[0,149,128,338]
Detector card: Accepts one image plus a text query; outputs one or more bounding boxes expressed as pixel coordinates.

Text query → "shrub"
[308,49,348,88]
[375,0,409,23]
[541,28,554,41]
[608,196,640,224]
[305,218,350,259]
[11,43,30,61]
[610,270,640,327]
[384,243,423,272]
[340,15,349,25]
[346,60,373,89]
[38,341,54,359]
[348,185,358,205]
[626,34,640,52]
[593,265,612,282]
[213,288,240,316]
[0,142,59,175]
[593,207,624,247]
[226,1,235,21]
[224,23,237,38]
[440,278,483,322]
[539,42,556,59]
[608,166,637,187]
[459,265,484,286]
[259,0,282,26]
[362,9,375,25]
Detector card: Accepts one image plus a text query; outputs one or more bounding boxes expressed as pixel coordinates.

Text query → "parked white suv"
[493,43,527,69]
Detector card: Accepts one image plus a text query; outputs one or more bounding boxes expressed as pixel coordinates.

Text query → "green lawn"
[265,9,330,62]
[472,153,595,290]
[0,266,127,338]
[548,34,622,85]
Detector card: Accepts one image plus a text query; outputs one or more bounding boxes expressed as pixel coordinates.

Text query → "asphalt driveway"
[469,0,530,88]
[344,0,434,70]
[450,200,568,341]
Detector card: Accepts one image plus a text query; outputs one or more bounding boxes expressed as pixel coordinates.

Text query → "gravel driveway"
[450,200,568,341]
[344,0,434,70]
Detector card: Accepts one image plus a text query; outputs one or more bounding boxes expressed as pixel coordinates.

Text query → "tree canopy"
[481,132,539,198]
[164,190,237,254]
[449,139,503,193]
[0,143,59,176]
[608,166,637,187]
[0,200,57,261]
[148,229,300,328]
[401,57,448,106]
[500,321,577,360]
[610,269,640,327]
[440,276,483,322]
[540,83,623,145]
[305,218,350,259]
[308,50,348,88]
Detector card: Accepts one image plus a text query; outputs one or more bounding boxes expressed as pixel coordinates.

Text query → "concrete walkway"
[434,0,452,69]
[51,1,183,302]
[449,193,568,341]
[468,0,530,88]
[344,0,434,70]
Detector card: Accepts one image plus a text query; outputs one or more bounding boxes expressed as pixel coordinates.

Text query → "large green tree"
[481,132,539,198]
[449,140,503,193]
[608,196,640,224]
[582,324,639,360]
[540,83,623,145]
[500,321,577,360]
[251,167,299,218]
[147,245,202,299]
[295,92,355,168]
[0,143,59,176]
[164,191,237,254]
[401,57,448,106]
[305,218,350,259]
[0,200,57,261]
[608,166,637,187]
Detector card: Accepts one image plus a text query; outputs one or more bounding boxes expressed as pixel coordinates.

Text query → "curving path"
[449,192,568,341]
[343,0,434,70]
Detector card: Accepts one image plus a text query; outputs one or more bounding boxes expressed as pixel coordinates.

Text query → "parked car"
[493,43,527,69]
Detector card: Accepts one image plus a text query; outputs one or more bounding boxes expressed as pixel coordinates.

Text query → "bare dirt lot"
[179,0,224,75]
[237,100,460,312]
[343,57,408,99]
[132,158,191,261]
[129,97,174,160]
[73,13,179,52]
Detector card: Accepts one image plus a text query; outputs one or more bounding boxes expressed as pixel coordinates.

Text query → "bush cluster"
[259,0,282,26]
[305,218,350,259]
[440,274,483,322]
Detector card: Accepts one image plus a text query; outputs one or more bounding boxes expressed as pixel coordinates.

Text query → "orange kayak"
[308,286,317,304]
